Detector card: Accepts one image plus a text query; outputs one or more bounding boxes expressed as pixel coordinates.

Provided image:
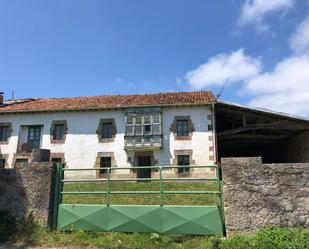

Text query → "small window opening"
[99,157,111,174]
[177,155,190,173]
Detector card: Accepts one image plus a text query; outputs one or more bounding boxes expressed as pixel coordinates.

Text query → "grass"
[62,181,219,205]
[1,210,308,248]
[17,227,309,249]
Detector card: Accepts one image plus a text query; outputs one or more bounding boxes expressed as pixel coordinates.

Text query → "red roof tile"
[0,91,215,113]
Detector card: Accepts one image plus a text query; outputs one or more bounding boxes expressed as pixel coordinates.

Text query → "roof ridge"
[28,90,213,100]
[0,90,215,114]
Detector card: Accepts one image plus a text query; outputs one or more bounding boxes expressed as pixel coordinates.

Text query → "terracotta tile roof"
[0,91,215,113]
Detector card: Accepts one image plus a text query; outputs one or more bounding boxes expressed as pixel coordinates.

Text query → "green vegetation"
[1,210,308,249]
[0,209,37,243]
[62,181,219,205]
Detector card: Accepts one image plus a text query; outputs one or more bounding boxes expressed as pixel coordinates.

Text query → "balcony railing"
[124,135,162,149]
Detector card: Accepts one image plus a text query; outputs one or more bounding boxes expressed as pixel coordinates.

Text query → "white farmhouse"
[1,90,309,178]
[0,91,217,178]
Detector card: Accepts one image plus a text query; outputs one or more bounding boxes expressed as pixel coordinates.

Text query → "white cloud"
[245,55,309,115]
[185,14,309,116]
[238,0,294,32]
[289,16,309,54]
[244,14,309,116]
[186,49,261,89]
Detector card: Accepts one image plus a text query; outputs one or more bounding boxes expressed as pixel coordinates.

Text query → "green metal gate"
[52,164,224,236]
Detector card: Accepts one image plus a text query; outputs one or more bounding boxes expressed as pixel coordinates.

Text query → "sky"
[1,0,309,116]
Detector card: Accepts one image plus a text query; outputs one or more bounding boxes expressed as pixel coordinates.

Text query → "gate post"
[106,167,111,206]
[215,164,225,236]
[51,163,63,230]
[159,166,163,206]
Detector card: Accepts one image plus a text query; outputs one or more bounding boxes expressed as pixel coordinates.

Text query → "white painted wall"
[0,105,214,177]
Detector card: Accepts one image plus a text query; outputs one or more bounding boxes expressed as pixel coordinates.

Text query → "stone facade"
[0,162,55,227]
[221,157,309,236]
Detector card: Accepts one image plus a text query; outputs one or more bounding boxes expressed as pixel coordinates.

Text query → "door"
[137,156,152,179]
[27,126,41,152]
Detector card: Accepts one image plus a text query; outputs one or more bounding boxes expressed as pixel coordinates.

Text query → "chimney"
[0,92,3,105]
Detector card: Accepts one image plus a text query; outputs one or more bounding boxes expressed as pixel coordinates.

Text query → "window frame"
[27,125,42,152]
[125,113,162,137]
[50,120,68,144]
[170,116,195,140]
[0,126,9,141]
[99,156,112,175]
[0,123,12,144]
[176,119,189,136]
[15,158,29,165]
[177,155,190,173]
[101,122,113,139]
[97,118,117,143]
[53,124,65,140]
[125,112,162,148]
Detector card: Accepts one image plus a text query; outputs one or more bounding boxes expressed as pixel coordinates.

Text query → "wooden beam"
[242,114,247,127]
[218,123,309,137]
[219,134,290,141]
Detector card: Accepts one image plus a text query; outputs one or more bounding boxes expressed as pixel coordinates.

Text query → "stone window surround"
[172,149,195,176]
[94,152,116,178]
[96,118,117,143]
[50,120,68,144]
[0,123,12,145]
[50,153,66,167]
[0,154,9,168]
[170,116,195,140]
[13,152,31,166]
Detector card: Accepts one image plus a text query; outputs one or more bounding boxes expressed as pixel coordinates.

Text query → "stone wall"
[221,157,309,236]
[0,162,55,227]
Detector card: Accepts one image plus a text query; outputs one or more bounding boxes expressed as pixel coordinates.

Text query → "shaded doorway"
[137,155,152,179]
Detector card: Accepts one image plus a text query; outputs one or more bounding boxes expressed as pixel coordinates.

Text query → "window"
[102,122,113,139]
[99,157,111,174]
[15,158,28,164]
[0,159,5,169]
[27,126,41,152]
[177,120,189,136]
[177,155,190,173]
[50,121,67,143]
[170,116,195,140]
[0,126,9,141]
[125,112,162,148]
[125,113,161,136]
[97,119,116,142]
[144,125,151,135]
[53,124,65,140]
